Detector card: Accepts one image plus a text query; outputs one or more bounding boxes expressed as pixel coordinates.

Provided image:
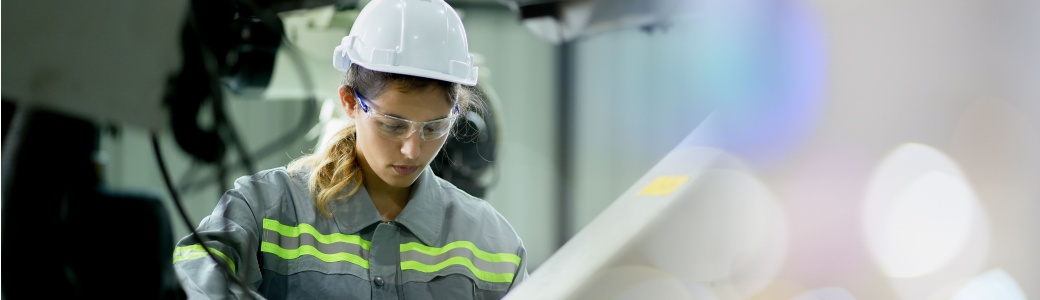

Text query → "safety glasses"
[354,90,459,141]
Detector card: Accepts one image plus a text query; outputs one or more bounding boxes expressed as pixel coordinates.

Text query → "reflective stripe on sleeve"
[173,244,237,274]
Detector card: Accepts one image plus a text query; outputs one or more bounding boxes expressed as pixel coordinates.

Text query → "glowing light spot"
[862,143,984,278]
[951,269,1027,300]
[880,172,977,277]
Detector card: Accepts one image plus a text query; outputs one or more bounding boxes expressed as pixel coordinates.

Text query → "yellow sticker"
[639,176,689,196]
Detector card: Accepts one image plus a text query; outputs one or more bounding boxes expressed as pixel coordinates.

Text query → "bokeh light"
[950,269,1027,300]
[878,171,977,278]
[638,148,788,299]
[682,0,826,169]
[862,143,987,278]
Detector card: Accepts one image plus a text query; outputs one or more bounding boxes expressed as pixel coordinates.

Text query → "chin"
[383,173,420,188]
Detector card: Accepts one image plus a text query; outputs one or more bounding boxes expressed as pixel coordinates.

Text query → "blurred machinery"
[502,0,694,44]
[2,0,340,298]
[3,0,192,297]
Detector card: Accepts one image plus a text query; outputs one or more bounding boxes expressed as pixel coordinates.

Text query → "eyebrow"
[356,90,453,122]
[380,111,453,123]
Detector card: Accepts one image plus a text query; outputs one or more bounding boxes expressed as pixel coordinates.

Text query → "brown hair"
[287,64,484,217]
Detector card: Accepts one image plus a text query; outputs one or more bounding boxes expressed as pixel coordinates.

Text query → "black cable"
[233,0,321,162]
[152,133,256,300]
[177,0,319,195]
[212,63,256,176]
[219,110,257,176]
[178,97,316,194]
[162,3,321,297]
[185,2,258,185]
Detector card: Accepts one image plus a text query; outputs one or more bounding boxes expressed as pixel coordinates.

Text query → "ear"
[339,85,358,118]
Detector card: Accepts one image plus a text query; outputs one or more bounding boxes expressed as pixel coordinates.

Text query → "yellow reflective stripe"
[262,219,371,250]
[400,241,521,265]
[173,244,237,274]
[261,241,369,269]
[401,257,514,283]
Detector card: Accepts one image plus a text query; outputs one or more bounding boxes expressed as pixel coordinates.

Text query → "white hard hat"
[333,0,478,86]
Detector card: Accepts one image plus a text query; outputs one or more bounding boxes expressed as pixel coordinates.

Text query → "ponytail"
[287,123,363,217]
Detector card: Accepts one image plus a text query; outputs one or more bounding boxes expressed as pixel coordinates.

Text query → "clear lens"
[355,90,456,141]
[369,114,454,141]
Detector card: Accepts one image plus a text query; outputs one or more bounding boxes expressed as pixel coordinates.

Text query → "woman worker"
[171,0,528,298]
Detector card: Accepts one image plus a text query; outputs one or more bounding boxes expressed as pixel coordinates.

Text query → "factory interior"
[3,0,1040,299]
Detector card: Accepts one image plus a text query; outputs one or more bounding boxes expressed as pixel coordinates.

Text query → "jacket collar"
[394,166,446,245]
[334,166,445,245]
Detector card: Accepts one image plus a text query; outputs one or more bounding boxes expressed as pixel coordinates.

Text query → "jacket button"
[374,276,384,286]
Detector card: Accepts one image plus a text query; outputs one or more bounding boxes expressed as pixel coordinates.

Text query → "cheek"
[373,139,399,155]
[356,126,389,156]
[421,139,448,160]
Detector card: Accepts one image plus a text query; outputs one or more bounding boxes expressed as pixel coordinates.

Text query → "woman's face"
[343,83,454,192]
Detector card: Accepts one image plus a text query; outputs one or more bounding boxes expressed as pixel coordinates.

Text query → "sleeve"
[172,187,267,300]
[506,241,530,294]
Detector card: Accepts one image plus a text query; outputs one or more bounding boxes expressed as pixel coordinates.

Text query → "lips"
[393,165,419,175]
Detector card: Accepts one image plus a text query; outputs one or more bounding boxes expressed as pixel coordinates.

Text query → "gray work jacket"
[172,166,528,300]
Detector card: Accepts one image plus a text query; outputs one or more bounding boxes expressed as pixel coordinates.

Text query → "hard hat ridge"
[332,0,478,86]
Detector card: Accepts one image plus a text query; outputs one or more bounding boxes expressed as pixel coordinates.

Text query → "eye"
[377,119,409,133]
[426,121,451,132]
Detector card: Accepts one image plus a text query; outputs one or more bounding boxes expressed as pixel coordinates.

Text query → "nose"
[400,126,421,160]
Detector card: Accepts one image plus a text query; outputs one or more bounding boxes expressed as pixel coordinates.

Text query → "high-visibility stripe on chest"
[400,241,521,283]
[261,219,372,269]
[260,219,520,283]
